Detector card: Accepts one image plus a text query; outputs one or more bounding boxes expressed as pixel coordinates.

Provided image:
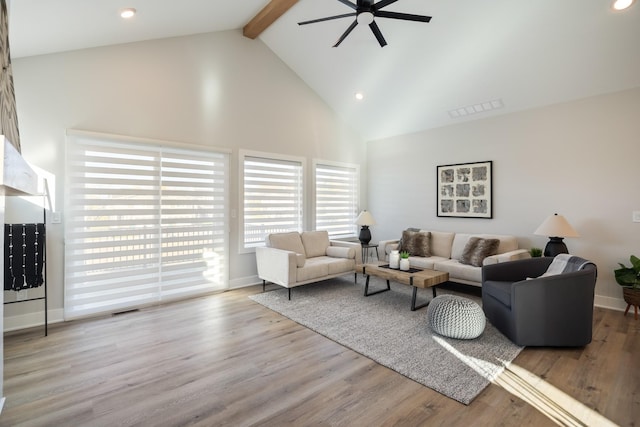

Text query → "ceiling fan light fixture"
[357,12,374,25]
[120,8,137,19]
[613,0,634,10]
[298,2,431,47]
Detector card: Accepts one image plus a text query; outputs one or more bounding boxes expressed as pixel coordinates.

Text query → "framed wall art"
[437,161,492,218]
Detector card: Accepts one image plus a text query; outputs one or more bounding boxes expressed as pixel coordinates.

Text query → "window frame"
[312,159,360,240]
[238,150,306,253]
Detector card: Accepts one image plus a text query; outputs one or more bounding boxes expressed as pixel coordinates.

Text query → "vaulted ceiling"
[8,0,640,141]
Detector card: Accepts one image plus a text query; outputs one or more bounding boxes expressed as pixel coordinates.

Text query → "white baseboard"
[3,308,64,332]
[229,275,261,290]
[594,295,627,312]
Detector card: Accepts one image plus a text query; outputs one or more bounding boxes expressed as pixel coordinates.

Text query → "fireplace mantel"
[0,136,38,196]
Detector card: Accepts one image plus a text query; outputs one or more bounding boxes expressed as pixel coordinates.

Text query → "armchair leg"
[288,288,291,301]
[263,280,266,292]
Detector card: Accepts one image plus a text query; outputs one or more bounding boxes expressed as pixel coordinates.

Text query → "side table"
[361,243,379,264]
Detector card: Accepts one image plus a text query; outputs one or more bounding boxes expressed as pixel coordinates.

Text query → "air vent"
[448,99,504,119]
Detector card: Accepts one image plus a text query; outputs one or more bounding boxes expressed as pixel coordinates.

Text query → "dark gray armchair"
[481,257,597,347]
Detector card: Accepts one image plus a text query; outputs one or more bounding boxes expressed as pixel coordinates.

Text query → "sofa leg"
[288,288,291,301]
[262,280,266,292]
[354,272,357,283]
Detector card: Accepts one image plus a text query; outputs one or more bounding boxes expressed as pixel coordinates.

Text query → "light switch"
[52,212,62,224]
[633,211,640,223]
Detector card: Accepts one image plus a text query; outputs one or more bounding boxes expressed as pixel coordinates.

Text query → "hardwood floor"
[1,285,638,426]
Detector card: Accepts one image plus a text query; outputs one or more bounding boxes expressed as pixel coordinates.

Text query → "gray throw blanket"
[542,254,595,277]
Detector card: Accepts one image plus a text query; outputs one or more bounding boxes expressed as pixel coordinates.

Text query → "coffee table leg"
[364,275,391,296]
[410,278,436,311]
[411,286,430,311]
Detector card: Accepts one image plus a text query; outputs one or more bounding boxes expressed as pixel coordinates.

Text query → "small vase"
[389,250,400,269]
[400,258,410,271]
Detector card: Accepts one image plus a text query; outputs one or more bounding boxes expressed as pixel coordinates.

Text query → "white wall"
[368,87,640,310]
[5,29,366,328]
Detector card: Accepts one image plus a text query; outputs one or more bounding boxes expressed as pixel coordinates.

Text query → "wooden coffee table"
[357,263,449,311]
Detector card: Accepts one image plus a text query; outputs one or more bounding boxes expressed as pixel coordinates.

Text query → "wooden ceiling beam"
[243,0,299,39]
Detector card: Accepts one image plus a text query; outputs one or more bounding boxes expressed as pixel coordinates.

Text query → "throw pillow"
[459,237,480,265]
[397,227,421,252]
[459,237,500,267]
[399,230,432,257]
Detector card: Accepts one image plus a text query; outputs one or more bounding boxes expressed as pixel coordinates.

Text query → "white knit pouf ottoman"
[427,295,486,339]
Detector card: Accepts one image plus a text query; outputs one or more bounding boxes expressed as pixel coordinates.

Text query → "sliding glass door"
[64,131,229,319]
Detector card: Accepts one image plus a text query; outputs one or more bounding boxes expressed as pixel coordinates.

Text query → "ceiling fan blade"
[337,0,358,10]
[369,21,387,47]
[298,13,356,26]
[333,20,358,47]
[373,0,399,10]
[375,11,432,23]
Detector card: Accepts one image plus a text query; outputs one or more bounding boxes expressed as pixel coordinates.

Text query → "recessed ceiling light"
[355,92,365,101]
[120,8,137,19]
[613,0,634,10]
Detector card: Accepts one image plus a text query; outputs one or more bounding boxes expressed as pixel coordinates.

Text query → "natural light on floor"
[433,336,618,426]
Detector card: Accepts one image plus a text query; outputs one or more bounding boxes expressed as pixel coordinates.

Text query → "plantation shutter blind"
[65,131,229,319]
[243,155,303,249]
[315,162,359,239]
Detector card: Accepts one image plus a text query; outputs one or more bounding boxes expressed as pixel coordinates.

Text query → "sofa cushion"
[326,246,355,259]
[434,259,484,283]
[399,230,431,257]
[296,258,330,282]
[409,256,449,269]
[459,237,500,267]
[483,249,531,265]
[428,231,456,258]
[327,257,356,275]
[301,231,330,258]
[268,232,306,257]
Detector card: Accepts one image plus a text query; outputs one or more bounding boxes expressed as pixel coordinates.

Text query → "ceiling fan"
[298,0,432,48]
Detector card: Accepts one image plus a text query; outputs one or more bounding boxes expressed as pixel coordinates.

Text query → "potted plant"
[614,255,640,319]
[530,247,543,258]
[399,251,410,271]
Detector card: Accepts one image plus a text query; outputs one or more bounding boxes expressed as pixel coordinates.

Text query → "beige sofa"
[256,230,361,299]
[378,230,530,287]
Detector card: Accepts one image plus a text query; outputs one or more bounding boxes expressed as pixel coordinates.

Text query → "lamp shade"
[355,210,376,226]
[534,213,579,238]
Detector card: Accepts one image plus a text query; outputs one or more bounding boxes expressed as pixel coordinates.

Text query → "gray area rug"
[250,276,523,405]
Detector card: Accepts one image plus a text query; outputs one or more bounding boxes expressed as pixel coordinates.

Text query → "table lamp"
[533,213,580,257]
[355,210,376,244]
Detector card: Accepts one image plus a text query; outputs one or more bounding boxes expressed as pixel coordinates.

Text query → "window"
[240,151,304,250]
[64,131,229,319]
[314,160,359,239]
